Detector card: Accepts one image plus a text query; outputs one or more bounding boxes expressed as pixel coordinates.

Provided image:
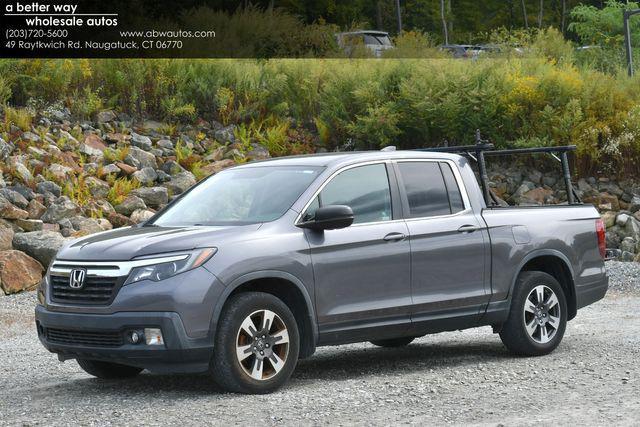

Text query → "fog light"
[144,328,164,346]
[129,331,141,344]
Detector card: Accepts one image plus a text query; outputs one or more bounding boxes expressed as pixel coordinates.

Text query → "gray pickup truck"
[35,144,608,394]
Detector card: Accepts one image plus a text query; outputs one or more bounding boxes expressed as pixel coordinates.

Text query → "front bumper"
[35,305,214,373]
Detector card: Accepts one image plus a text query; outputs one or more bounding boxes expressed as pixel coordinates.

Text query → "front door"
[394,160,489,329]
[302,162,412,344]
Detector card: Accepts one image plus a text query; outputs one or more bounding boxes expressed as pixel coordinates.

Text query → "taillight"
[595,218,606,259]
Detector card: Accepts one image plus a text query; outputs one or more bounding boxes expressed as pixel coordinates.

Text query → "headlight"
[125,248,217,285]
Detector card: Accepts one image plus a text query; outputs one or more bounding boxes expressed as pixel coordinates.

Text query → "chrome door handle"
[457,225,480,233]
[383,232,406,242]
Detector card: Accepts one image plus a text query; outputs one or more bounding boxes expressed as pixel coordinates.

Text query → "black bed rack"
[416,130,582,207]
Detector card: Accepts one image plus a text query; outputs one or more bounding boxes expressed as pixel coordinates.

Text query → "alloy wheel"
[523,285,561,344]
[235,309,290,381]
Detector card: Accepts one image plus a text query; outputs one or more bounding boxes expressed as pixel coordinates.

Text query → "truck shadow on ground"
[54,339,510,396]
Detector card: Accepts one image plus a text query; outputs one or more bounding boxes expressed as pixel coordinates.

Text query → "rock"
[162,160,186,176]
[204,146,226,162]
[130,132,153,151]
[0,228,13,250]
[629,196,640,214]
[69,216,103,235]
[584,192,620,211]
[107,212,135,228]
[12,230,67,267]
[0,196,29,220]
[0,188,29,209]
[156,170,171,183]
[79,134,107,158]
[214,125,236,144]
[85,176,110,199]
[115,195,146,216]
[97,218,113,231]
[616,213,631,227]
[40,197,80,223]
[602,211,617,228]
[104,132,130,144]
[246,143,270,160]
[27,199,46,219]
[0,250,43,294]
[625,217,640,241]
[13,219,43,232]
[12,161,33,182]
[47,163,74,181]
[519,187,554,205]
[131,187,169,208]
[126,146,157,169]
[620,251,635,262]
[9,183,35,201]
[163,171,196,195]
[36,181,62,197]
[0,137,13,160]
[620,237,636,254]
[95,110,117,123]
[130,209,155,223]
[21,131,40,143]
[201,159,236,176]
[223,148,245,161]
[132,167,158,185]
[101,163,121,175]
[116,162,137,175]
[157,139,174,150]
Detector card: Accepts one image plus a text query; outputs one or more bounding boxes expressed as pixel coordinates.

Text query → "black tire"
[499,271,568,356]
[370,337,415,347]
[77,359,143,379]
[211,292,300,394]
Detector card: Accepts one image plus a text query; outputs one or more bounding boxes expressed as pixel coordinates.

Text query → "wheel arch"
[211,271,317,358]
[511,249,577,320]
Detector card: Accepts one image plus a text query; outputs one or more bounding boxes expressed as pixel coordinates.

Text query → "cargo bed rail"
[415,130,582,207]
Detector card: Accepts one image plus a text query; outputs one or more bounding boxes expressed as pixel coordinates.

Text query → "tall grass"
[2,51,640,176]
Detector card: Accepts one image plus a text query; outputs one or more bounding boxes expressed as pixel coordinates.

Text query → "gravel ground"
[0,262,638,426]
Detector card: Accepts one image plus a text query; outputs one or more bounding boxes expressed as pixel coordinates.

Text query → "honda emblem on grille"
[69,269,86,289]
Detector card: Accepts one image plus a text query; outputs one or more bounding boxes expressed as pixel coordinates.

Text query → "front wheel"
[499,271,567,356]
[211,292,300,394]
[77,359,143,379]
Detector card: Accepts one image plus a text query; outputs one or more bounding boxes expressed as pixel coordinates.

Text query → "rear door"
[394,160,489,326]
[300,162,412,343]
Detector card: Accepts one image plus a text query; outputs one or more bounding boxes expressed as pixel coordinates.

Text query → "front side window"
[398,162,464,218]
[152,166,323,226]
[303,163,392,224]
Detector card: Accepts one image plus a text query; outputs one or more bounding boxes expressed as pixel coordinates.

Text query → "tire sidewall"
[214,292,300,394]
[512,272,568,353]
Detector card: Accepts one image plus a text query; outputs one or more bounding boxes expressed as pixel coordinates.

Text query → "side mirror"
[298,205,354,230]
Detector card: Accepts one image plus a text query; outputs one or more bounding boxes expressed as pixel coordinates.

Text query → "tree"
[569,0,640,46]
[538,0,544,28]
[521,0,529,29]
[440,0,449,43]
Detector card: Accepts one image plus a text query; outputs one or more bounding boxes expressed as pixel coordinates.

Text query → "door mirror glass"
[298,205,354,230]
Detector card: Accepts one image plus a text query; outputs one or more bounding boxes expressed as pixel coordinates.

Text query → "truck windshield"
[151,166,324,226]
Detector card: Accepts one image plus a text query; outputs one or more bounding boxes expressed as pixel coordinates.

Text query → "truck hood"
[56,224,262,261]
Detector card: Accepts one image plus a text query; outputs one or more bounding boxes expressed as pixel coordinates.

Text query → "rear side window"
[397,162,465,218]
[440,163,465,213]
[303,163,392,224]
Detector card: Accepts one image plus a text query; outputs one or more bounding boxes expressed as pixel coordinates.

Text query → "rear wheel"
[370,337,415,348]
[499,271,567,356]
[77,359,143,379]
[211,292,300,394]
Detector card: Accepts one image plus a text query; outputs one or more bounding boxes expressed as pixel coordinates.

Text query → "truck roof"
[237,150,464,169]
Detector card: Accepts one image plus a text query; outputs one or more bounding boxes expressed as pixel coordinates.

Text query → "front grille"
[45,327,124,347]
[50,275,120,305]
